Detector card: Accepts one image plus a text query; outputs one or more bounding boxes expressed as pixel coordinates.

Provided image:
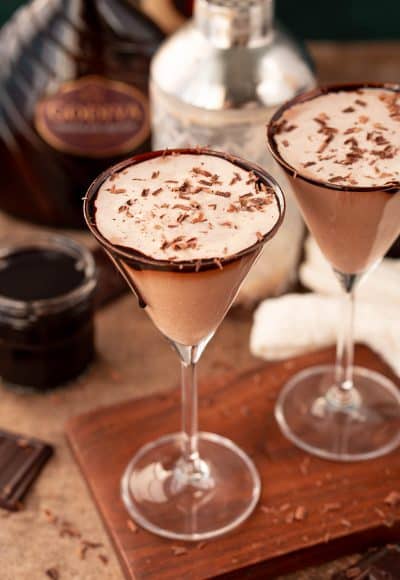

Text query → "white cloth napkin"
[250,237,400,376]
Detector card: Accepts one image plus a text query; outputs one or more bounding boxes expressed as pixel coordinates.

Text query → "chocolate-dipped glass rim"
[84,147,286,273]
[267,82,400,194]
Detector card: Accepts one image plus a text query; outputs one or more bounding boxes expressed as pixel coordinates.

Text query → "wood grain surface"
[67,345,400,580]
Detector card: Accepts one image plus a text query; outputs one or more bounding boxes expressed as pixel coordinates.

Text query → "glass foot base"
[275,365,400,461]
[121,432,261,541]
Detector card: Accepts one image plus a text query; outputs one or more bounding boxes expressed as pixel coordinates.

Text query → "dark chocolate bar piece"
[332,545,400,579]
[0,429,53,510]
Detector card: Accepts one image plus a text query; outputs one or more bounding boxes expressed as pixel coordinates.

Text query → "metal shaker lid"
[151,0,315,110]
[195,0,274,48]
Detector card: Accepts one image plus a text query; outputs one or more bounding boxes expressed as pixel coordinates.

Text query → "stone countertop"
[0,41,399,580]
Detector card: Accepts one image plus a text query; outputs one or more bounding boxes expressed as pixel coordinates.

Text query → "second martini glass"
[267,83,400,461]
[84,148,285,540]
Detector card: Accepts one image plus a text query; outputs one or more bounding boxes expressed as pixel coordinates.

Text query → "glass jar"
[0,235,97,391]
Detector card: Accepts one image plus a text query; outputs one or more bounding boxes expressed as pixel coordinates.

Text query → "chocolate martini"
[84,148,284,540]
[268,83,400,461]
[271,86,400,274]
[92,150,282,345]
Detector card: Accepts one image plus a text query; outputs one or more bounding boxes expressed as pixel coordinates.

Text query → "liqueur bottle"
[0,0,164,228]
[150,0,316,302]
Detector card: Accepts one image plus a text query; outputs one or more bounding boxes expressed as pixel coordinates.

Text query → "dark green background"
[1,0,400,39]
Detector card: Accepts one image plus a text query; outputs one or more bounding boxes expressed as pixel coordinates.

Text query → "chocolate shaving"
[317,123,338,153]
[313,115,328,126]
[342,106,355,113]
[172,545,188,556]
[344,137,358,147]
[108,185,126,194]
[371,145,396,159]
[172,204,191,211]
[191,212,207,224]
[373,122,388,131]
[246,172,258,185]
[214,191,231,198]
[177,213,189,223]
[192,167,212,177]
[374,135,389,146]
[294,506,307,521]
[210,174,222,185]
[229,172,242,185]
[343,127,355,135]
[179,179,192,191]
[384,491,400,507]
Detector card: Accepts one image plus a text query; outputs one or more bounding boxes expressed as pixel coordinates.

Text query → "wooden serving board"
[66,346,400,580]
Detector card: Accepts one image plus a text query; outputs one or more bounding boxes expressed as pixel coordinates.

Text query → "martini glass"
[267,83,400,461]
[84,148,285,540]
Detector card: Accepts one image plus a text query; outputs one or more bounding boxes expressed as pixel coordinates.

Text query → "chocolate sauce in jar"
[0,236,97,391]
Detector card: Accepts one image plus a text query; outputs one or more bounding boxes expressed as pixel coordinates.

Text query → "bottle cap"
[195,0,274,48]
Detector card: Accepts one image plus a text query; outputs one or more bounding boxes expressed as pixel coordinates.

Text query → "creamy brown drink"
[87,149,284,345]
[269,85,400,274]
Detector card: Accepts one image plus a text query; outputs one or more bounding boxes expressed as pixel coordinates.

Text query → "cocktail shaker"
[151,0,316,303]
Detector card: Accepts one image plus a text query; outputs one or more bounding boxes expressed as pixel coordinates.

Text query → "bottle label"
[35,76,150,158]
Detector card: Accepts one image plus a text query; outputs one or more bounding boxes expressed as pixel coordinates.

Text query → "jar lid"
[195,0,274,48]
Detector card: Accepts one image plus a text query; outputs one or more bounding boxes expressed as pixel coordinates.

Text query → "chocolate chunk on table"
[0,429,53,511]
[332,544,400,579]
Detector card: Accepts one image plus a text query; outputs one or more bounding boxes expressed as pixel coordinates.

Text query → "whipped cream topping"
[273,88,400,188]
[94,152,281,262]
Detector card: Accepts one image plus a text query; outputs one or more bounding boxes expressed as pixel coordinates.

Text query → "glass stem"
[335,288,355,399]
[181,355,199,465]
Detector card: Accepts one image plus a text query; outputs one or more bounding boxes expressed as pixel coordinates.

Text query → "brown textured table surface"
[0,41,399,579]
